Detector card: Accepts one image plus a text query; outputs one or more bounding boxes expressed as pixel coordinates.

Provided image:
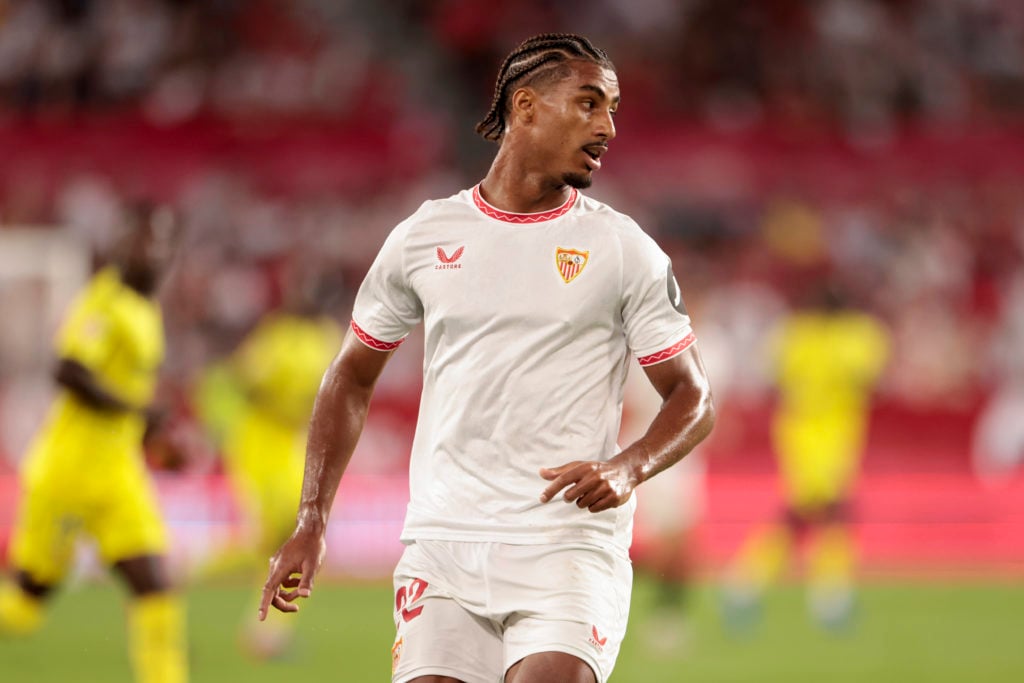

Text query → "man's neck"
[118,266,156,298]
[479,153,572,215]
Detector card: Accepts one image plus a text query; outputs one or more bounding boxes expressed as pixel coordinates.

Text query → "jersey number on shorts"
[395,578,429,622]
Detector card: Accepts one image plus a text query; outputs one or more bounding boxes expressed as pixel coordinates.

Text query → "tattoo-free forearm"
[618,383,714,485]
[611,349,715,485]
[294,338,391,534]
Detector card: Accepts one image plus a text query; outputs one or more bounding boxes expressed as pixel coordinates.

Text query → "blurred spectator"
[0,0,1020,127]
[973,271,1024,482]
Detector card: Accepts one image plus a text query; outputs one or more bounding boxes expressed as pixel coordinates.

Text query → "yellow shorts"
[10,467,168,585]
[774,413,864,510]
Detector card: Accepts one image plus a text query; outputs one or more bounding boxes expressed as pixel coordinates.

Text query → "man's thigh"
[393,541,501,683]
[505,651,595,683]
[391,593,502,683]
[89,473,168,566]
[495,544,632,683]
[9,482,79,585]
[392,541,632,683]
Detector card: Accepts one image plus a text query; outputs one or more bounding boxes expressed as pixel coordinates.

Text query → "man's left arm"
[540,344,715,512]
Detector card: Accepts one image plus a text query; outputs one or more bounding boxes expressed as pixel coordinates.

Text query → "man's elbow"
[697,388,716,442]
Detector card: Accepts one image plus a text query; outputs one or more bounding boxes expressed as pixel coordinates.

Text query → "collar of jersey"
[472,184,577,224]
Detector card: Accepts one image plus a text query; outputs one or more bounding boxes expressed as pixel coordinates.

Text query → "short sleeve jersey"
[352,186,696,552]
[56,267,165,408]
[31,267,166,468]
[774,311,889,418]
[233,313,343,427]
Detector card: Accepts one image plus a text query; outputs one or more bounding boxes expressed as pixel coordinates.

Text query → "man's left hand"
[539,460,637,513]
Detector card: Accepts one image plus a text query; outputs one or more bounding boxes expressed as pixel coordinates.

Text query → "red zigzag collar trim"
[472,185,577,224]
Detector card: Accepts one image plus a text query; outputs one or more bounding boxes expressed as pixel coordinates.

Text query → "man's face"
[123,207,179,293]
[527,61,620,189]
[144,207,179,276]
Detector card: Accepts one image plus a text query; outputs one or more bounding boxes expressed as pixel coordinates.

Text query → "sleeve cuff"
[636,332,696,367]
[350,320,406,352]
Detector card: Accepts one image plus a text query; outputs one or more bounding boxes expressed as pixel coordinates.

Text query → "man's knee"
[14,570,56,599]
[505,652,597,683]
[0,575,49,636]
[113,555,172,596]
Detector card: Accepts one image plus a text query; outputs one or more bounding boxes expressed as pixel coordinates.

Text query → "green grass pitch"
[2,575,1021,681]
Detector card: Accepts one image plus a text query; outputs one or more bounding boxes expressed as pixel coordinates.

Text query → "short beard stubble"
[562,171,593,189]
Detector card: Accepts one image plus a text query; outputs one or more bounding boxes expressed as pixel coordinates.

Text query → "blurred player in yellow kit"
[0,204,187,683]
[198,271,342,658]
[723,281,889,631]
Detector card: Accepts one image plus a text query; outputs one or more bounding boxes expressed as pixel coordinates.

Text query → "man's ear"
[509,87,535,127]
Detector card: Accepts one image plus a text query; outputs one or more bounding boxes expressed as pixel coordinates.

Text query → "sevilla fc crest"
[391,637,403,673]
[556,247,589,283]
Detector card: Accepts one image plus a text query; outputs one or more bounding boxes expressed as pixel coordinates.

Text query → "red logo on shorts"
[436,246,464,269]
[395,578,429,622]
[589,625,608,650]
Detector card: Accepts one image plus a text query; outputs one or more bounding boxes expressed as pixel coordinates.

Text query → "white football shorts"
[390,539,633,683]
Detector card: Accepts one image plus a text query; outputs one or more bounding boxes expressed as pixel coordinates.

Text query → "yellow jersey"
[217,313,342,548]
[770,310,889,505]
[231,313,342,428]
[773,311,888,421]
[23,267,164,483]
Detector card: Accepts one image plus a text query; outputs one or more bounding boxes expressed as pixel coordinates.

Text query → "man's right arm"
[55,358,135,412]
[56,357,168,442]
[258,330,395,620]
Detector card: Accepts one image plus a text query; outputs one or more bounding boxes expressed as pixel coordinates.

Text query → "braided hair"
[476,33,615,143]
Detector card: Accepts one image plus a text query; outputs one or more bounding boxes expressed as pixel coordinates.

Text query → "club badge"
[391,637,403,673]
[556,247,589,284]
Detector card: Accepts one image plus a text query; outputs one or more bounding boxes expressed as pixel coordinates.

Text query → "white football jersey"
[352,185,696,552]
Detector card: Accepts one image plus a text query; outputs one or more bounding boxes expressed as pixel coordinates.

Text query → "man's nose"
[596,109,616,141]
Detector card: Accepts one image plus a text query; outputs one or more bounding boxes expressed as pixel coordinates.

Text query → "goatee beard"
[563,172,593,189]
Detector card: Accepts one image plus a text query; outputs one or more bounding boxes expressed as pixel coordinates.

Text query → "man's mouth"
[582,143,607,170]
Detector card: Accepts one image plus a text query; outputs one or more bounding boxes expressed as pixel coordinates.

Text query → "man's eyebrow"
[579,84,621,104]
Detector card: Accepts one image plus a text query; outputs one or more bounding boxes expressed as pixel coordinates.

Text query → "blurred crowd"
[2,0,1024,472]
[2,0,1023,128]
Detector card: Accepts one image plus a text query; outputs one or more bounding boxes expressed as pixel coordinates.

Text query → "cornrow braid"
[476,33,615,142]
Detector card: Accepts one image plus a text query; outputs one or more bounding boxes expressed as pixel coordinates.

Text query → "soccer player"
[0,204,188,683]
[213,285,342,657]
[722,281,889,632]
[259,33,715,683]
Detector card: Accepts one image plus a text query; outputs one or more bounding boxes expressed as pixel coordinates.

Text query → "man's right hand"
[258,526,327,621]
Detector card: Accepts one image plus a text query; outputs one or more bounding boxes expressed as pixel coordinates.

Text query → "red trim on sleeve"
[472,185,577,223]
[350,320,404,351]
[637,332,696,366]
